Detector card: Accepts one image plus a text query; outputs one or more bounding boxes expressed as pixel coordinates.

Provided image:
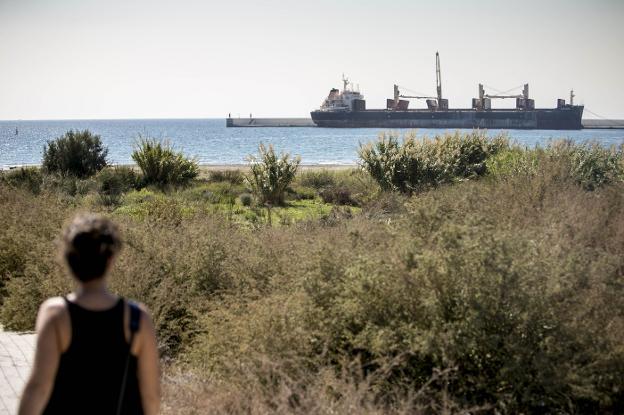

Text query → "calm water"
[1,118,623,168]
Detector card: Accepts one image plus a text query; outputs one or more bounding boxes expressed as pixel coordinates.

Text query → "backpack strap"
[129,301,141,337]
[117,299,142,415]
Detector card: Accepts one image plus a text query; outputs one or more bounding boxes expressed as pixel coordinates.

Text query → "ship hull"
[310,106,584,130]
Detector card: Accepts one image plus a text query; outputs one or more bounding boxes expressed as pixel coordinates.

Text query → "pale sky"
[0,0,623,120]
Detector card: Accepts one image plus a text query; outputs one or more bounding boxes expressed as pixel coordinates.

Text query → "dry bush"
[161,360,487,415]
[0,167,43,194]
[0,184,72,328]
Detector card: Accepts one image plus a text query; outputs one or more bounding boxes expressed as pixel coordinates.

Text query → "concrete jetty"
[226,117,315,127]
[581,119,624,129]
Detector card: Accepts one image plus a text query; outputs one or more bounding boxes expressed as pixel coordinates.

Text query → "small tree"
[246,144,300,206]
[42,130,108,177]
[132,138,198,187]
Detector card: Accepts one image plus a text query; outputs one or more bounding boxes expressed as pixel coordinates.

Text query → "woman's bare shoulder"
[35,297,69,334]
[40,296,66,312]
[37,297,67,321]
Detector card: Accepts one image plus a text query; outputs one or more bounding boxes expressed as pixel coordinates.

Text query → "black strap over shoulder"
[128,301,141,335]
[117,299,141,415]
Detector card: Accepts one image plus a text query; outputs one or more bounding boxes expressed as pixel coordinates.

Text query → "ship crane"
[391,52,448,110]
[474,84,534,110]
[390,84,438,110]
[484,84,529,100]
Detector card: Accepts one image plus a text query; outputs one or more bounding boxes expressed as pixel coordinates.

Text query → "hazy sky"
[0,0,622,120]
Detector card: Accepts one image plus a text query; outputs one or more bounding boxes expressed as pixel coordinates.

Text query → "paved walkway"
[0,331,36,415]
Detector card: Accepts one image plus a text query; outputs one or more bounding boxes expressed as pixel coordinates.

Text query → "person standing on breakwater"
[18,214,160,415]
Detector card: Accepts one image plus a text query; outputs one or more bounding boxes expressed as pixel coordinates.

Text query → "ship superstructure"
[311,53,583,130]
[318,76,366,112]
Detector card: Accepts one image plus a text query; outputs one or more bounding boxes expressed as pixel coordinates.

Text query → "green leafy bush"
[485,147,539,178]
[487,140,624,190]
[297,170,336,189]
[96,167,141,206]
[239,193,253,206]
[319,186,355,205]
[41,174,95,196]
[209,169,245,184]
[42,130,108,178]
[0,167,43,194]
[131,138,198,187]
[549,140,624,190]
[287,185,316,201]
[359,131,508,193]
[246,144,300,205]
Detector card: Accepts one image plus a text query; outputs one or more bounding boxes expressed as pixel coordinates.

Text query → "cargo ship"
[310,53,583,130]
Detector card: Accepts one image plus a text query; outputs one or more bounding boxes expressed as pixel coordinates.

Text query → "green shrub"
[180,182,246,205]
[41,174,95,196]
[246,144,300,206]
[209,169,245,184]
[359,131,508,193]
[548,140,624,190]
[486,147,539,178]
[131,138,199,187]
[319,186,355,205]
[239,193,253,206]
[487,141,624,191]
[288,186,317,201]
[0,167,43,194]
[42,130,108,178]
[297,170,336,189]
[96,167,141,206]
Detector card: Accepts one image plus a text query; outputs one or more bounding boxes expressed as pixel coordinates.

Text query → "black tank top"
[43,297,143,415]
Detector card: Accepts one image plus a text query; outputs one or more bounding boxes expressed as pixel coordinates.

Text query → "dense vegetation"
[1,132,623,413]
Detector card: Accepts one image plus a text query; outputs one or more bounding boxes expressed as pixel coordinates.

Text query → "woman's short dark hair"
[62,214,121,282]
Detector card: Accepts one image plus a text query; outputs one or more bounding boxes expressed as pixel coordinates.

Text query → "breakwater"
[581,119,624,129]
[226,118,315,127]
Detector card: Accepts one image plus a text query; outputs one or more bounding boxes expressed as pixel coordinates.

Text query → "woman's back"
[18,214,159,415]
[42,298,143,415]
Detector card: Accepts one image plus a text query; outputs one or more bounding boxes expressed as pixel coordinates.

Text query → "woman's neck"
[69,277,118,309]
[77,278,108,294]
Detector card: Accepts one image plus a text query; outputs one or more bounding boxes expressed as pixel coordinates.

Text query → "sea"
[1,118,623,169]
